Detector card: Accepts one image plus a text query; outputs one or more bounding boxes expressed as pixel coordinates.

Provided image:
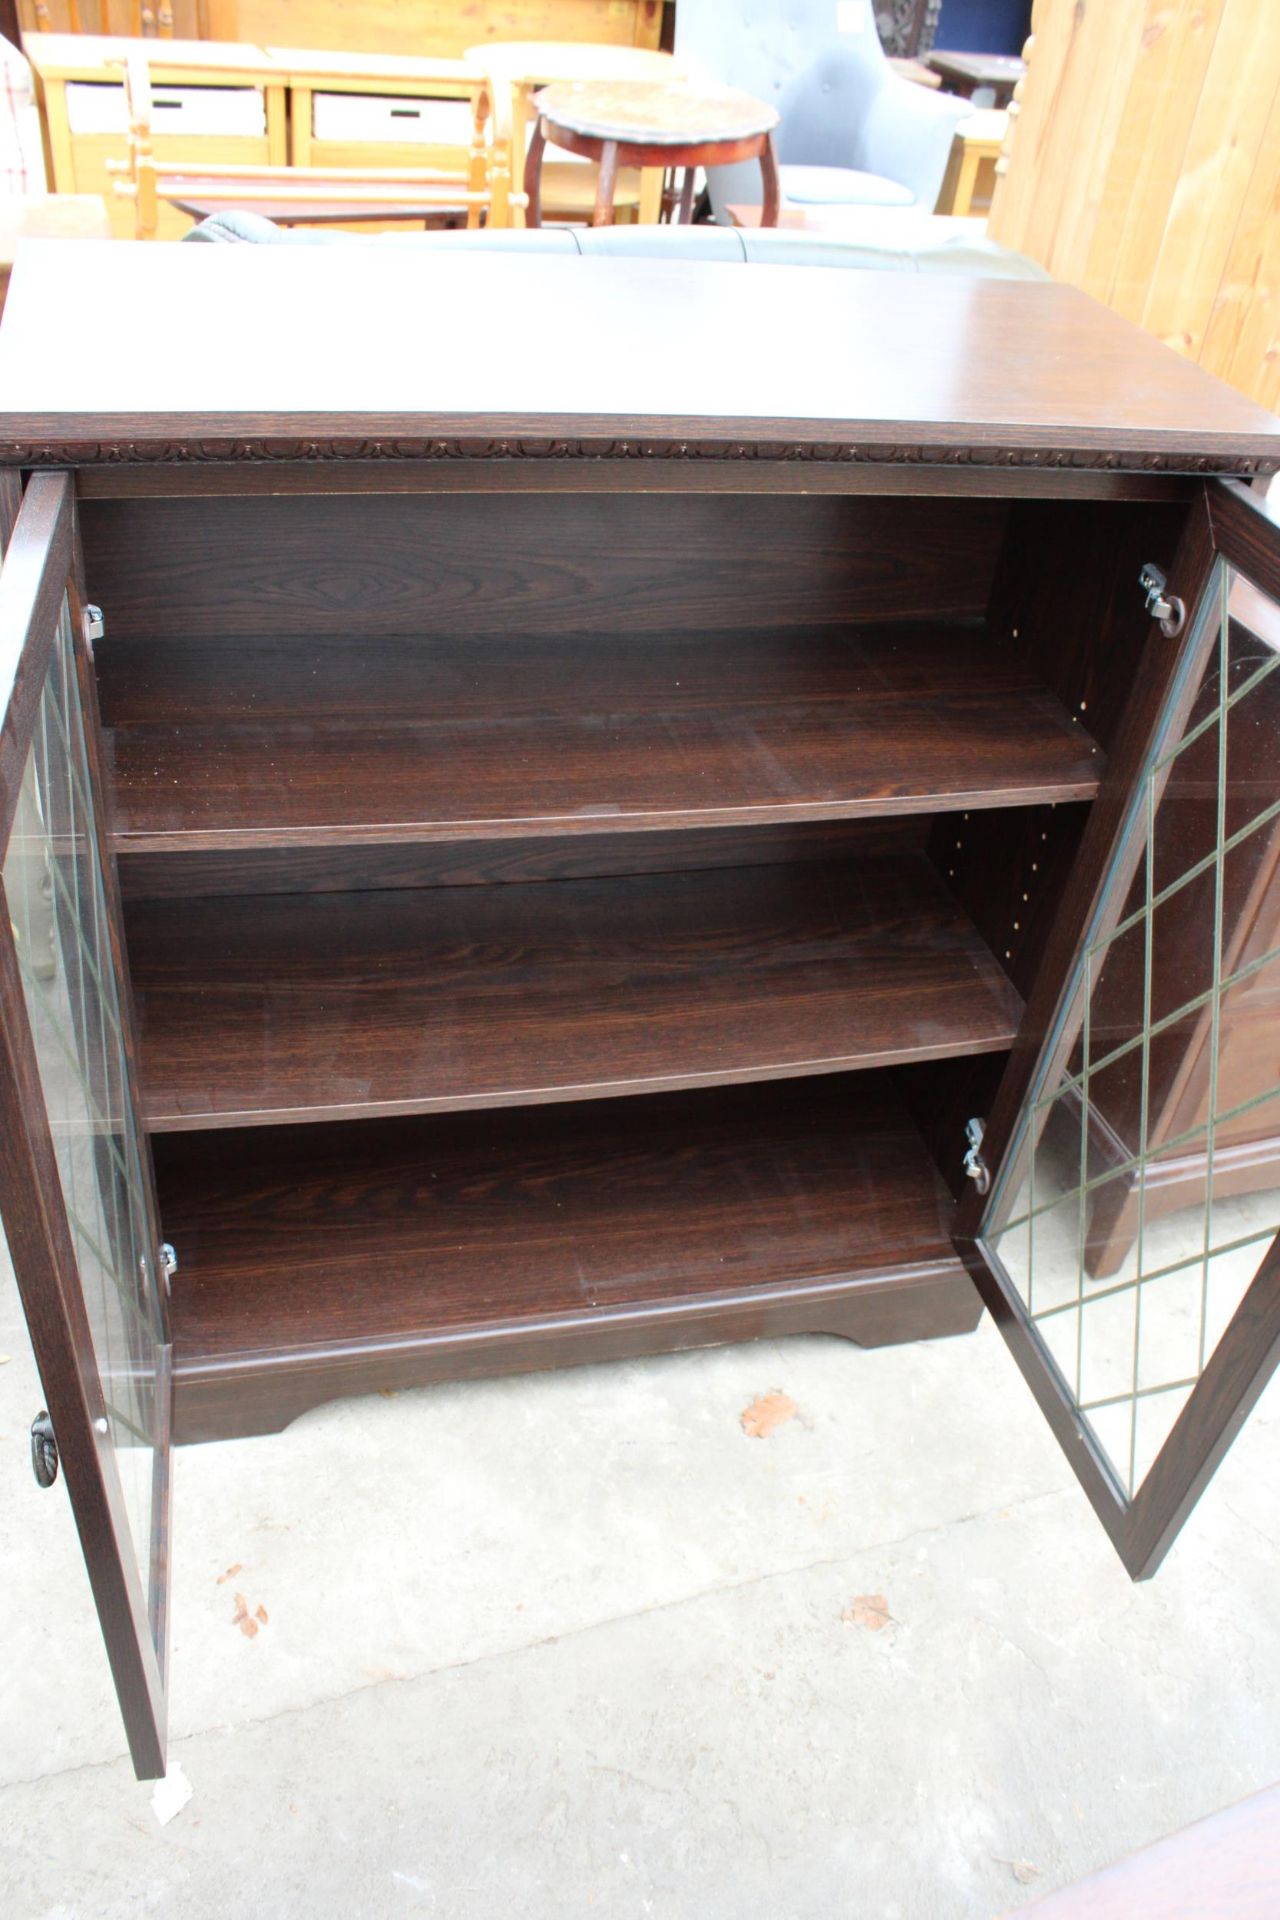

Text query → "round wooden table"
[525,79,781,228]
[468,41,689,224]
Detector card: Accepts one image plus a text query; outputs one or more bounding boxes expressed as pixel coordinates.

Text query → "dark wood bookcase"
[0,245,1277,1779]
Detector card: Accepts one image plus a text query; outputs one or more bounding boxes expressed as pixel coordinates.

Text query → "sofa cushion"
[181,209,1048,282]
[779,164,915,209]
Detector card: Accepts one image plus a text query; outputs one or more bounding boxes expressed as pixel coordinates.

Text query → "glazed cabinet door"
[959,479,1280,1579]
[0,473,171,1776]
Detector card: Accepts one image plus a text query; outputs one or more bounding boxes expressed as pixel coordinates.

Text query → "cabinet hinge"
[30,1410,58,1488]
[1138,564,1186,638]
[962,1117,991,1196]
[83,604,104,656]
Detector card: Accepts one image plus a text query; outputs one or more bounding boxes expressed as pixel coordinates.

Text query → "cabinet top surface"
[1,243,1277,473]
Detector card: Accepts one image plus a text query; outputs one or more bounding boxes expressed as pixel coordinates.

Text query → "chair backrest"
[770,41,895,170]
[677,0,891,150]
[675,0,959,214]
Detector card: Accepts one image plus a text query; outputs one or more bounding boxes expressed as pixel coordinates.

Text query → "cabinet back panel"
[117,819,929,900]
[80,493,1007,639]
[930,802,1090,1003]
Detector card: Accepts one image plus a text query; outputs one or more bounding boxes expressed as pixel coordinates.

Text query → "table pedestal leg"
[593,139,620,226]
[676,166,696,224]
[759,134,782,227]
[524,115,546,228]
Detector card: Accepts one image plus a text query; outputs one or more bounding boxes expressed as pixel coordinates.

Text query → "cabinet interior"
[81,481,1192,1443]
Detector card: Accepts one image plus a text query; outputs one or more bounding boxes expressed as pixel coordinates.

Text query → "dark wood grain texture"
[157,1074,980,1443]
[3,249,1279,471]
[1209,477,1280,601]
[116,819,928,902]
[73,461,1200,503]
[0,468,20,543]
[81,494,1005,640]
[942,494,1192,1025]
[928,802,1091,1005]
[956,487,1221,1207]
[894,1053,1011,1201]
[128,855,1024,1130]
[97,622,1102,852]
[989,498,1192,754]
[0,228,1275,1783]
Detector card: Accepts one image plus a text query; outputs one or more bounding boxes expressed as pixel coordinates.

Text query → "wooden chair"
[107,49,523,235]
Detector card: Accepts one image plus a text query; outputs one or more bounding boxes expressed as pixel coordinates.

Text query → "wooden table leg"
[759,133,781,228]
[524,115,547,228]
[509,81,531,229]
[676,166,696,223]
[638,168,664,224]
[951,143,983,217]
[593,139,620,226]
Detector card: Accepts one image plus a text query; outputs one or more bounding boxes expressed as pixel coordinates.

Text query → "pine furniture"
[0,242,1277,1781]
[16,0,666,57]
[25,31,287,238]
[934,108,1006,218]
[109,48,520,235]
[25,30,660,237]
[988,0,1280,412]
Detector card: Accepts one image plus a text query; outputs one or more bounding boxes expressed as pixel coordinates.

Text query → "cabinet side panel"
[939,497,1198,993]
[988,497,1193,752]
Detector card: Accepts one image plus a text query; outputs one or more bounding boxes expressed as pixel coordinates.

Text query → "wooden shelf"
[103,626,1102,853]
[159,1075,977,1441]
[129,854,1023,1131]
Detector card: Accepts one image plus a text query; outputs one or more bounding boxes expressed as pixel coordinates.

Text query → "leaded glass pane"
[3,595,163,1651]
[986,561,1280,1503]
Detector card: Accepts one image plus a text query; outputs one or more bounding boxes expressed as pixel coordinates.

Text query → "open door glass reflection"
[3,593,168,1650]
[985,557,1280,1522]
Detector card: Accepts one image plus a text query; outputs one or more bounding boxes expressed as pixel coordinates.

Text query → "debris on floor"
[231,1591,269,1638]
[740,1390,797,1438]
[149,1763,193,1828]
[840,1594,893,1631]
[993,1856,1042,1886]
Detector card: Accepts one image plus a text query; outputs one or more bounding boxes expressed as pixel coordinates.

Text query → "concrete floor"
[1,1237,1278,1920]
